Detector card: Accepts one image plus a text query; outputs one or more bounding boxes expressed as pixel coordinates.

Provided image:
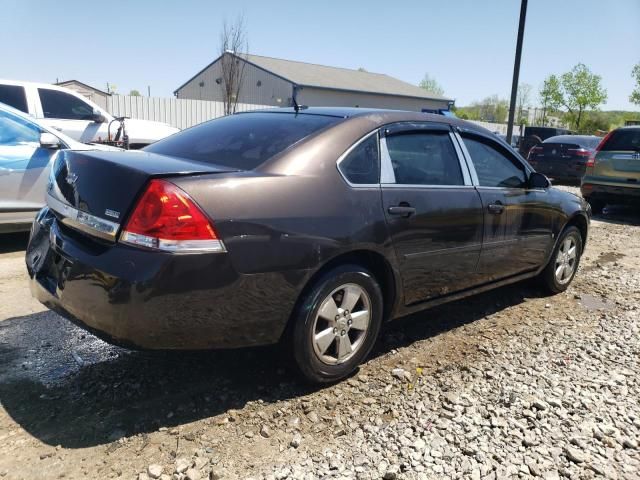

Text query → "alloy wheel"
[311,283,371,365]
[555,236,578,284]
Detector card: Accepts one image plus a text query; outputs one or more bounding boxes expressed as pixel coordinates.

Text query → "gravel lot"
[0,187,638,480]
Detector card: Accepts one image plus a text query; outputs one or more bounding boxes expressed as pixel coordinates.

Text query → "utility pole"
[506,0,528,144]
[147,85,151,97]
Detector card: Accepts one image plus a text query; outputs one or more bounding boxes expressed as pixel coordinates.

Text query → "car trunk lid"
[47,150,237,241]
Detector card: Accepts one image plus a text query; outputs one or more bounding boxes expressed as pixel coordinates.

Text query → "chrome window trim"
[46,193,119,241]
[448,131,472,186]
[336,129,381,188]
[453,131,480,186]
[380,126,471,187]
[380,184,476,190]
[380,136,396,184]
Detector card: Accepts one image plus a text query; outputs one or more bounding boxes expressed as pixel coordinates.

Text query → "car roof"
[242,106,483,133]
[0,78,72,91]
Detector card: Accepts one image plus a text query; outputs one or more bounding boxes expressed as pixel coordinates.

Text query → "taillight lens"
[121,179,226,253]
[567,148,590,157]
[528,146,543,160]
[587,131,614,168]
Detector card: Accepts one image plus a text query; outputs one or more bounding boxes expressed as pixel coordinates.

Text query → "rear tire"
[290,264,383,383]
[585,197,605,215]
[539,226,583,294]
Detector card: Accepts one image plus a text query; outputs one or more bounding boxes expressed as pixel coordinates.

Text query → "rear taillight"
[120,179,226,253]
[528,146,542,160]
[587,131,615,168]
[567,148,590,157]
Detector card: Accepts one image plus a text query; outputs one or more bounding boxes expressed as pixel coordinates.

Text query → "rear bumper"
[26,208,302,350]
[581,181,640,205]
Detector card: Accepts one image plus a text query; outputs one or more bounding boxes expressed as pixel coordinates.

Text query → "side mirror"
[39,132,61,149]
[528,171,550,189]
[91,108,107,123]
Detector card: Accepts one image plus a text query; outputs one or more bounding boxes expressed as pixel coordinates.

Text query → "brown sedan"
[26,108,590,383]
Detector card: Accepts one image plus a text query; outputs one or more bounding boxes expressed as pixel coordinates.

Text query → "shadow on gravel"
[0,282,546,449]
[594,205,640,226]
[0,232,30,254]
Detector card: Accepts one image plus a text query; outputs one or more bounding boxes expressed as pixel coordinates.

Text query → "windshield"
[144,112,342,170]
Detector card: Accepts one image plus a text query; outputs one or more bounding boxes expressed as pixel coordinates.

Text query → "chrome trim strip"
[453,131,480,186]
[120,231,227,254]
[379,136,396,184]
[448,131,472,186]
[46,193,119,241]
[381,184,476,190]
[336,130,381,188]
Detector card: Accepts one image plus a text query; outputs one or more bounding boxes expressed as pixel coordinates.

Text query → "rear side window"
[386,131,464,185]
[601,129,640,151]
[0,84,28,113]
[145,112,341,170]
[38,88,95,120]
[339,133,379,184]
[463,135,526,188]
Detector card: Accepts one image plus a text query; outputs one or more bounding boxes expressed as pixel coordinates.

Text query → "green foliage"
[418,73,445,97]
[631,62,640,106]
[544,64,607,130]
[129,89,141,96]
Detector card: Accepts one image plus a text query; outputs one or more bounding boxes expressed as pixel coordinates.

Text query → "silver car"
[0,102,120,233]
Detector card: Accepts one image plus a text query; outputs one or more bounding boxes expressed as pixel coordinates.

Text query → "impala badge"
[105,209,120,219]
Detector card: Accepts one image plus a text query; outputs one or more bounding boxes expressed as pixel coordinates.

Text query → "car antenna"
[292,86,307,114]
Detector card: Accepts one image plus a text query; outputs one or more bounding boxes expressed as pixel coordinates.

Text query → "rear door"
[380,123,484,305]
[457,131,553,280]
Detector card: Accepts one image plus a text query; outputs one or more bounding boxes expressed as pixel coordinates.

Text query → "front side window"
[38,88,94,120]
[0,108,40,145]
[0,84,28,113]
[462,135,526,188]
[339,133,379,184]
[386,131,464,185]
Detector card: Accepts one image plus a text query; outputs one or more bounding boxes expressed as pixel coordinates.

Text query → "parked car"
[527,135,601,184]
[26,108,590,383]
[519,126,572,157]
[581,126,640,213]
[0,102,121,233]
[0,80,179,148]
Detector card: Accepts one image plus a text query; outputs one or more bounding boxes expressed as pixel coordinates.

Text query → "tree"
[418,73,444,97]
[516,83,532,124]
[219,15,248,115]
[357,67,368,72]
[552,64,607,130]
[631,62,640,106]
[539,75,561,126]
[129,89,141,96]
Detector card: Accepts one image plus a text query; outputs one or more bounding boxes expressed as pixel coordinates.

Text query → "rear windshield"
[144,112,341,169]
[601,129,640,152]
[543,135,601,149]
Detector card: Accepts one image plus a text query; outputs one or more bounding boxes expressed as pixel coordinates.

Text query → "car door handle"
[388,205,416,217]
[488,202,505,214]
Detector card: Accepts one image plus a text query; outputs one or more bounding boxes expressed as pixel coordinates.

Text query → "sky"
[3,0,639,110]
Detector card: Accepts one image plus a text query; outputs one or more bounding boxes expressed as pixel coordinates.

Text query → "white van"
[0,80,179,148]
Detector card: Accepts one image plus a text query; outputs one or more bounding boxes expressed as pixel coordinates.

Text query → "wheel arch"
[564,212,589,249]
[280,249,400,342]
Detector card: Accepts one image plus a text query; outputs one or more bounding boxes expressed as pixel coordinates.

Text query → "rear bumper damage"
[26,208,300,350]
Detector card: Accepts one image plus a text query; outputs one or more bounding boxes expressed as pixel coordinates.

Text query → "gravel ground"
[0,187,638,480]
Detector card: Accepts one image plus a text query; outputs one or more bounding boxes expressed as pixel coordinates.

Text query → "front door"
[0,107,58,222]
[37,88,104,143]
[458,131,554,280]
[380,124,484,305]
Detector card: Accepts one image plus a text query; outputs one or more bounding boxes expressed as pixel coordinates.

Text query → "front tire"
[291,264,383,383]
[539,226,583,294]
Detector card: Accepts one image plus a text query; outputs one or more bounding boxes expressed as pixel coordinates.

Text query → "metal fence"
[105,95,271,130]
